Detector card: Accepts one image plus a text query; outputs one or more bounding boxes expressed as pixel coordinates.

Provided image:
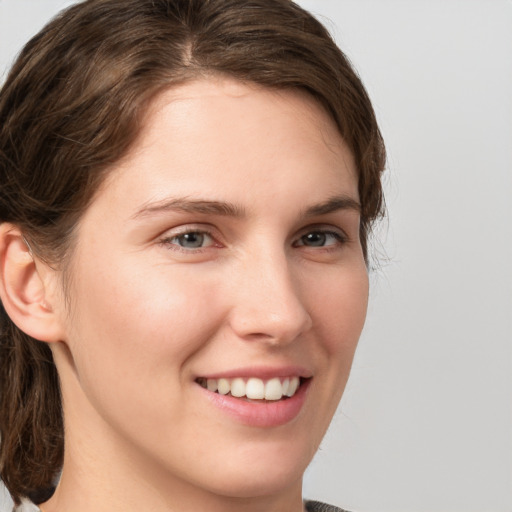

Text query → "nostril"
[245,332,275,341]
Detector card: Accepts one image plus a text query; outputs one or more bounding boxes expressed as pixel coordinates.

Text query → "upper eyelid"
[158,223,217,238]
[293,230,346,246]
[295,223,348,237]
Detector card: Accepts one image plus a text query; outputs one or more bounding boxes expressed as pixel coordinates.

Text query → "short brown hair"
[0,0,385,504]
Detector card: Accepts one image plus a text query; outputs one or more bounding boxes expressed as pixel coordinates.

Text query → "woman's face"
[53,78,368,502]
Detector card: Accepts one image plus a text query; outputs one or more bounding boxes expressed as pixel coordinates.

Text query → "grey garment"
[305,501,350,512]
[14,498,348,512]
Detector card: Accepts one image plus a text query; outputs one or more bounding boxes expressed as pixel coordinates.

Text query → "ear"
[0,224,66,343]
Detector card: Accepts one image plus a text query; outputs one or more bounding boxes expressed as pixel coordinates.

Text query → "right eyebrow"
[131,197,247,220]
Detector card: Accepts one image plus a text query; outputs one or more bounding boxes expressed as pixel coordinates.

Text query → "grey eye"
[173,232,211,248]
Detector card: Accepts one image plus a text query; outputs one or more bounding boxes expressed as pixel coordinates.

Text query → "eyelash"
[158,225,348,253]
[293,229,347,249]
[159,227,218,253]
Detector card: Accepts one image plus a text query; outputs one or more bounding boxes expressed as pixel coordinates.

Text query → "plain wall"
[1,1,511,511]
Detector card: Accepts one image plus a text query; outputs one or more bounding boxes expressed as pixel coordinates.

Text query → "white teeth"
[230,378,246,398]
[264,377,283,400]
[246,378,265,399]
[217,378,230,395]
[282,378,290,396]
[286,376,300,397]
[202,376,303,400]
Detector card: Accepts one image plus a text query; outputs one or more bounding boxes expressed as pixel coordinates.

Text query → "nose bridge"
[228,242,312,343]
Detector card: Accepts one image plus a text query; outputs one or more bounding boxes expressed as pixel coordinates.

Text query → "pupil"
[179,232,204,248]
[304,232,325,246]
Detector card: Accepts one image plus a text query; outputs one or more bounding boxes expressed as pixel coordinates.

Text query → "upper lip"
[196,365,313,381]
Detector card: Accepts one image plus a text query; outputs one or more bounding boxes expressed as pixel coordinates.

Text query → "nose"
[227,249,313,345]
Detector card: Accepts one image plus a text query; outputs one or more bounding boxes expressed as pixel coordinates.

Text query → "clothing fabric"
[12,498,40,512]
[14,498,349,512]
[305,500,349,512]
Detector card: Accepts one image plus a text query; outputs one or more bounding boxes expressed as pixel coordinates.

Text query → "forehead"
[93,77,358,218]
[143,77,333,128]
[132,77,353,170]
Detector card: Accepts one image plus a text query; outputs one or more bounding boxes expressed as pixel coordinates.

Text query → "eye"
[294,229,346,248]
[163,230,215,250]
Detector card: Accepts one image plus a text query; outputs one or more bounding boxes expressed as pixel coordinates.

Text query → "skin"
[34,78,369,512]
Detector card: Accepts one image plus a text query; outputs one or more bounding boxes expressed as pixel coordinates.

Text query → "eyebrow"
[302,195,361,217]
[132,194,360,220]
[132,198,246,219]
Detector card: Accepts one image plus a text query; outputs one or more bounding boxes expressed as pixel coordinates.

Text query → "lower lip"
[198,379,311,428]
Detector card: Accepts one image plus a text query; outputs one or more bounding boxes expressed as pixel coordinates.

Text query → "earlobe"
[0,224,65,343]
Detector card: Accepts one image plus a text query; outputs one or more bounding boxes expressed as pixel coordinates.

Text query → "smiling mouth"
[195,376,306,401]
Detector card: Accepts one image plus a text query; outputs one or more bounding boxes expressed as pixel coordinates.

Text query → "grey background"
[1,1,511,511]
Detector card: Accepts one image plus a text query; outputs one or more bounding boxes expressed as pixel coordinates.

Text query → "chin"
[208,465,304,500]
[196,441,312,499]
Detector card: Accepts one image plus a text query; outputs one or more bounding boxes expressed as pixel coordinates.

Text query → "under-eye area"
[195,376,309,401]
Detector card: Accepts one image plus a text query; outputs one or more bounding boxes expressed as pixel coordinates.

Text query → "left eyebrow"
[302,195,361,217]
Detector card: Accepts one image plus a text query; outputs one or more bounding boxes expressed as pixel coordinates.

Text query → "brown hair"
[0,0,385,504]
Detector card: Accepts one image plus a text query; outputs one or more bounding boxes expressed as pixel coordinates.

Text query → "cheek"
[290,264,368,454]
[65,259,225,395]
[60,261,232,453]
[308,263,369,357]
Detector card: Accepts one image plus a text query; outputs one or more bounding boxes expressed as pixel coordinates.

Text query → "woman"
[0,1,385,511]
